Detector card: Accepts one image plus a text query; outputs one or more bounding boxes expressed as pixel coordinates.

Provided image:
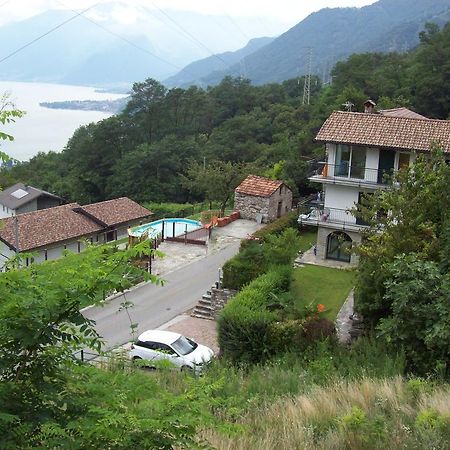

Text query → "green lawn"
[291,265,355,319]
[297,229,318,253]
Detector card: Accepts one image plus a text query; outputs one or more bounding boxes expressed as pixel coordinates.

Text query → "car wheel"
[133,357,156,371]
[181,365,193,373]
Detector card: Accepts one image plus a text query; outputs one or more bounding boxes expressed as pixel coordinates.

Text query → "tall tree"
[182,160,250,215]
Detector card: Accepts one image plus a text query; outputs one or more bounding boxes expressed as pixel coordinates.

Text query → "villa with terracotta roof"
[0,197,151,268]
[299,100,450,264]
[234,175,292,223]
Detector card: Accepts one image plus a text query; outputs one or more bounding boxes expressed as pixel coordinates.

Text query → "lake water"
[0,81,127,161]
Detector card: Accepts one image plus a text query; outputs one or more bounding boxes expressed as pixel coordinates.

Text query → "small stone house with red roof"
[0,197,151,268]
[299,101,450,265]
[234,175,292,223]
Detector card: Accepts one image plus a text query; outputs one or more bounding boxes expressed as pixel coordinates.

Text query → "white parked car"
[129,330,214,373]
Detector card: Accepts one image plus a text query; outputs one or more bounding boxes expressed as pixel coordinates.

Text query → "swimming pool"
[129,218,203,239]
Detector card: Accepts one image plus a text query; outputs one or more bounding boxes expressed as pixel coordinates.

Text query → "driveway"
[83,220,261,349]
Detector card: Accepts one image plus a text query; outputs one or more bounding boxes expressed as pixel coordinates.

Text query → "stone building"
[234,175,293,223]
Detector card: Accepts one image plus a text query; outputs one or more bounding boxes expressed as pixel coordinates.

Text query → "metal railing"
[310,162,393,185]
[298,206,367,228]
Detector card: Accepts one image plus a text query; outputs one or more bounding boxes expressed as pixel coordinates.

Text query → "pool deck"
[150,219,263,277]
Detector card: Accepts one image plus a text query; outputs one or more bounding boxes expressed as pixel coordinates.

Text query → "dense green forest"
[2,22,450,207]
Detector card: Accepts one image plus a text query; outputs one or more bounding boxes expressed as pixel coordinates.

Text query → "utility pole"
[302,47,313,106]
[14,214,20,254]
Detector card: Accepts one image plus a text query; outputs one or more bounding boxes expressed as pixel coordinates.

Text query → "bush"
[143,202,209,220]
[223,228,301,290]
[303,317,336,343]
[222,242,267,290]
[218,266,292,363]
[251,210,299,241]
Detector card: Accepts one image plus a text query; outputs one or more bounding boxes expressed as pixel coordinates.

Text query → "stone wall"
[267,186,293,222]
[210,287,237,318]
[316,227,361,266]
[234,186,293,223]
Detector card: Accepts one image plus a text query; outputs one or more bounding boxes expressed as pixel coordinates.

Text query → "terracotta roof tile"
[316,111,450,152]
[0,197,152,252]
[80,197,151,227]
[235,175,286,198]
[379,107,428,120]
[0,203,103,251]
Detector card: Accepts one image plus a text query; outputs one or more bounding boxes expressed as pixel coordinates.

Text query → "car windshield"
[171,336,198,356]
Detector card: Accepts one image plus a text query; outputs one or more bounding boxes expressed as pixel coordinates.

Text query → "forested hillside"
[2,22,450,206]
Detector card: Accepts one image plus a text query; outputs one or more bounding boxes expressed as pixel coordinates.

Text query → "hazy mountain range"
[1,0,449,90]
[166,0,450,87]
[0,2,283,89]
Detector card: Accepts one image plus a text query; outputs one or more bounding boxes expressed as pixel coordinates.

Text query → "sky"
[0,0,377,29]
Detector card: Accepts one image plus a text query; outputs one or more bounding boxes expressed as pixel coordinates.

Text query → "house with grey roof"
[0,197,151,269]
[0,182,63,219]
[299,100,450,265]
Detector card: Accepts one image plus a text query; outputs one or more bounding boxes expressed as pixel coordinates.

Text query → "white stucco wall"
[0,204,15,219]
[365,147,379,182]
[327,143,336,176]
[324,185,359,210]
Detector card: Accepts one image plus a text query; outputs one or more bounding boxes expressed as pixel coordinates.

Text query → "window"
[335,144,366,179]
[137,340,154,350]
[172,336,198,356]
[326,231,352,263]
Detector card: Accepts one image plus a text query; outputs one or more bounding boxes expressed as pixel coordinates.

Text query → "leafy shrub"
[268,320,305,353]
[222,241,266,290]
[303,317,336,343]
[223,228,301,290]
[143,202,209,220]
[251,210,299,241]
[218,266,293,363]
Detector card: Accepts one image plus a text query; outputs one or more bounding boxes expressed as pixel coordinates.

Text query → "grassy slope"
[291,265,355,319]
[203,376,450,450]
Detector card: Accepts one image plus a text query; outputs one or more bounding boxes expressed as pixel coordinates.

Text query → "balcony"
[298,206,368,232]
[309,163,391,188]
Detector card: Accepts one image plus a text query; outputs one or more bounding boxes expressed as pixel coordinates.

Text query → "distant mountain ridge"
[0,2,285,88]
[164,37,274,88]
[170,0,450,87]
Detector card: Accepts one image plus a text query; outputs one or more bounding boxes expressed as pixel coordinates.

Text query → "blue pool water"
[129,218,202,239]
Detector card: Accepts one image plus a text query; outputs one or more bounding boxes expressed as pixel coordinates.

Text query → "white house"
[0,183,63,218]
[300,101,450,264]
[0,197,151,269]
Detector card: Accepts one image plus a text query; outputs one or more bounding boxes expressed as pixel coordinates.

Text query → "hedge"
[222,227,301,290]
[251,210,299,241]
[218,266,293,363]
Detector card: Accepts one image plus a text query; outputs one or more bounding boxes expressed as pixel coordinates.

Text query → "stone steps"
[191,286,216,320]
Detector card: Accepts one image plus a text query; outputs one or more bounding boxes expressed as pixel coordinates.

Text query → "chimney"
[364,99,376,114]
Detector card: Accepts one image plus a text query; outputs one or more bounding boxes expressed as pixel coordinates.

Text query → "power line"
[142,2,229,67]
[55,0,181,70]
[220,9,250,42]
[0,0,12,9]
[0,4,100,65]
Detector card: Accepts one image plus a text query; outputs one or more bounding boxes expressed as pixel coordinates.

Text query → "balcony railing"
[298,206,367,229]
[310,163,392,185]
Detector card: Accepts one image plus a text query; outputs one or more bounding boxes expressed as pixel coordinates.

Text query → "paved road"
[83,241,240,349]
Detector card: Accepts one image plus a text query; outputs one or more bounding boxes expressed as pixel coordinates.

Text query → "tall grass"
[202,376,450,449]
